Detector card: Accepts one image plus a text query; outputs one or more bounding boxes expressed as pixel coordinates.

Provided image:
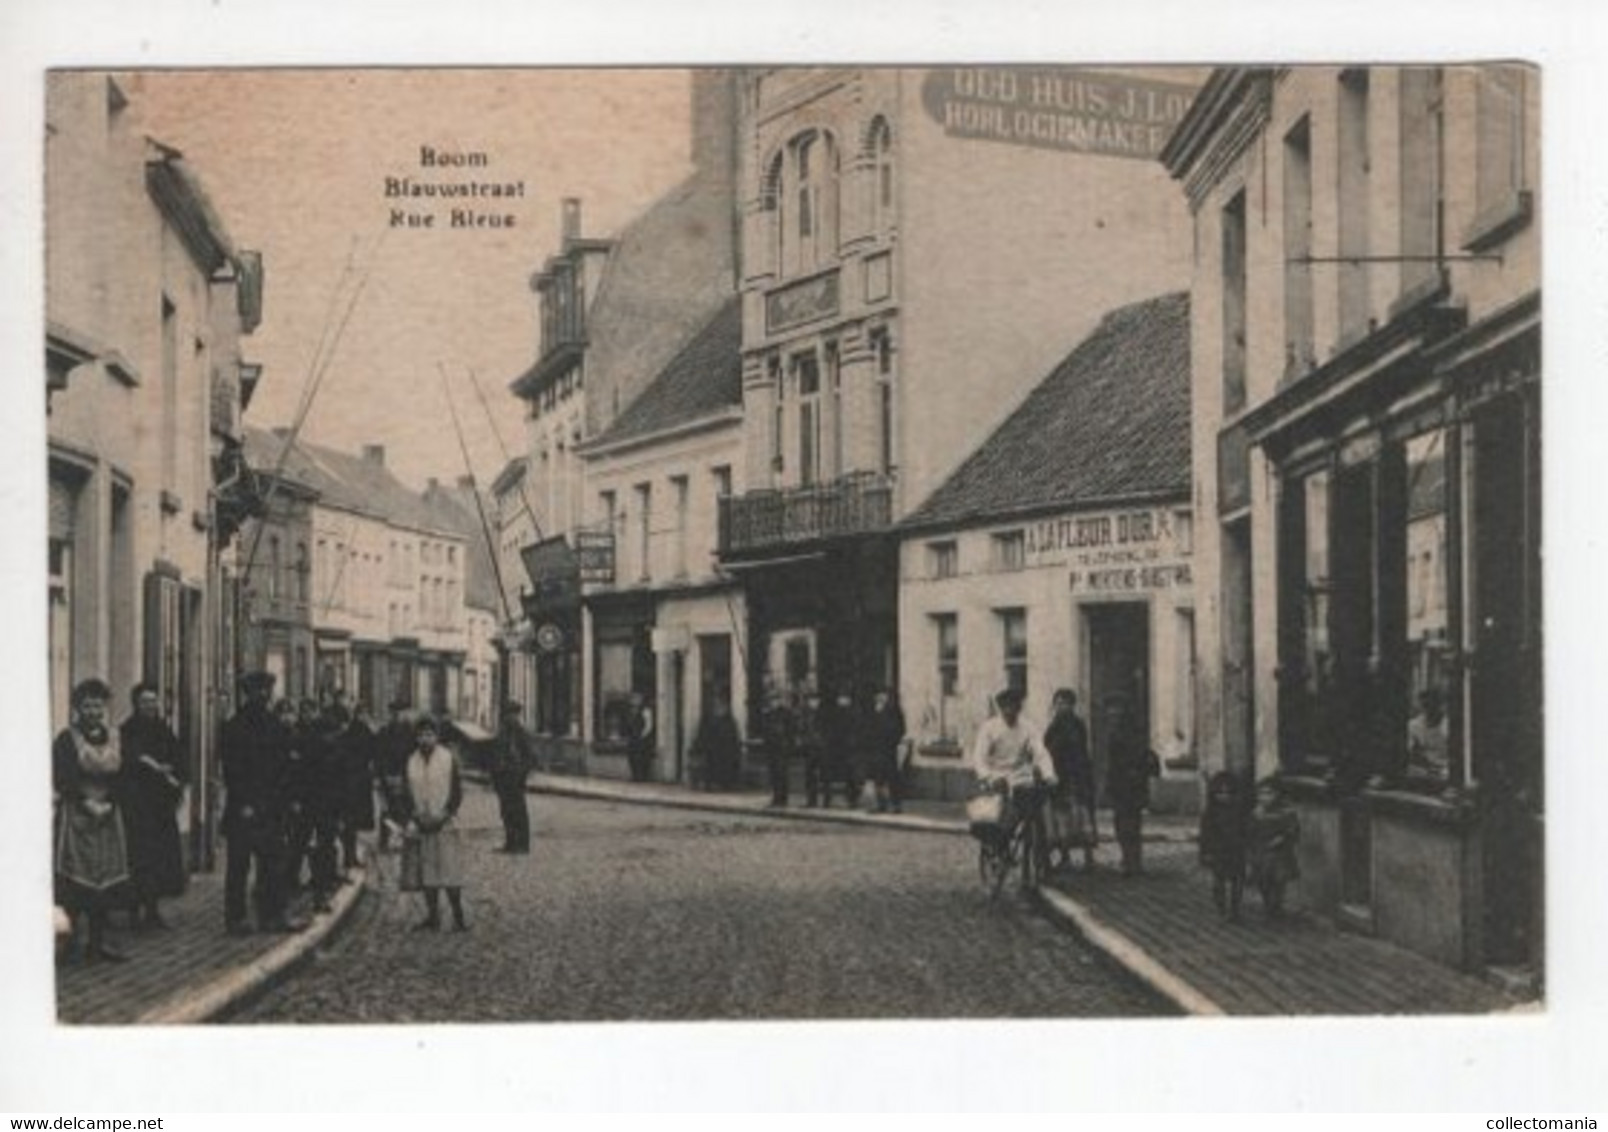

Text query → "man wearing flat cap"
[220,671,301,934]
[490,700,534,853]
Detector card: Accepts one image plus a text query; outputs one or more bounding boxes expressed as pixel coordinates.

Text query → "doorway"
[1084,601,1151,804]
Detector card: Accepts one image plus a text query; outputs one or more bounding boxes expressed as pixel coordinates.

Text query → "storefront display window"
[1403,429,1452,782]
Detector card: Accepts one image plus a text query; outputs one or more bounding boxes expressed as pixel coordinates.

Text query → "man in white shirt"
[970,688,1058,884]
[970,687,1058,789]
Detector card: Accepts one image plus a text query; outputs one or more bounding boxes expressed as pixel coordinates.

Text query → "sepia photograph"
[41,59,1543,1023]
[7,0,1606,1115]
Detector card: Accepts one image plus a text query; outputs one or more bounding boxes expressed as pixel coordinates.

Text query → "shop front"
[586,590,656,781]
[520,534,585,769]
[1246,291,1541,975]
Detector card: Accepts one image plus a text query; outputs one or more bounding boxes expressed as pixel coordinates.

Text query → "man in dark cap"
[490,700,534,853]
[1103,693,1160,876]
[220,671,301,934]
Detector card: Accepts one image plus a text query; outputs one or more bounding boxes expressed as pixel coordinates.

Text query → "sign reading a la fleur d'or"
[1021,507,1194,593]
[921,68,1200,162]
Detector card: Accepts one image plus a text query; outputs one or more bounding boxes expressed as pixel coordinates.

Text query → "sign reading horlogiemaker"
[922,68,1199,160]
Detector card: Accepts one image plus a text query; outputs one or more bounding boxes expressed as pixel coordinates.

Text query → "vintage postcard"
[7,0,1603,1114]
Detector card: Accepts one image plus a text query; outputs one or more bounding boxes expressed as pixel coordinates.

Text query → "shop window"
[999,608,1028,698]
[991,530,1026,572]
[928,540,958,579]
[1402,429,1452,783]
[596,639,635,743]
[1277,468,1337,770]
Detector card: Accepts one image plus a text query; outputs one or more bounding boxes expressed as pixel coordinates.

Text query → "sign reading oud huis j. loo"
[922,68,1200,161]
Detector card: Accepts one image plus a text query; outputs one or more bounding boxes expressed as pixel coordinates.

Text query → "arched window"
[868,117,894,235]
[774,129,839,277]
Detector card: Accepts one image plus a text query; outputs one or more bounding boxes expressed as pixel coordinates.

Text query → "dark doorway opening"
[1085,601,1151,804]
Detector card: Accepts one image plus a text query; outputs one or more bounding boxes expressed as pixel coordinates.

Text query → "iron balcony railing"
[718,471,895,556]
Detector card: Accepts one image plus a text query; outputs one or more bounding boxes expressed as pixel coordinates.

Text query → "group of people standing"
[688,683,910,813]
[970,685,1161,877]
[52,679,190,963]
[218,672,384,936]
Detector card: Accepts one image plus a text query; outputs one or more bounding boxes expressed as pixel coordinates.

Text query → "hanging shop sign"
[921,68,1200,162]
[535,622,565,654]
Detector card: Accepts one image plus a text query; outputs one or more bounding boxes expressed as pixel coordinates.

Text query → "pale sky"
[124,67,694,489]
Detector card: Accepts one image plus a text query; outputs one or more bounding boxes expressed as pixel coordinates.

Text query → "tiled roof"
[422,483,505,615]
[242,426,452,537]
[902,291,1192,532]
[588,296,743,449]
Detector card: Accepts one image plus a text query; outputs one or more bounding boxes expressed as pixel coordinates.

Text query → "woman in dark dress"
[690,692,742,791]
[1044,688,1098,872]
[54,679,132,963]
[118,683,188,929]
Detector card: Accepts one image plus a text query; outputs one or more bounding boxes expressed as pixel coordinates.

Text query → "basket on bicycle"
[966,789,1014,839]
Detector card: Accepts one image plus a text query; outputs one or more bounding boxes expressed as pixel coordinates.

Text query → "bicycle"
[969,779,1050,901]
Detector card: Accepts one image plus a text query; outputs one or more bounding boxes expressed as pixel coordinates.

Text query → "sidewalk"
[530,772,1534,1016]
[55,864,366,1025]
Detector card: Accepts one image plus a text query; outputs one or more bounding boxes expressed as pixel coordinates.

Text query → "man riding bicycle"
[970,688,1058,885]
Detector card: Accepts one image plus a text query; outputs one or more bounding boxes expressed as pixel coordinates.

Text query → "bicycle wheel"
[979,835,1011,900]
[1018,820,1040,893]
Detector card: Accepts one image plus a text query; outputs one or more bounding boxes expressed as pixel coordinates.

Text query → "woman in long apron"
[401,717,468,932]
[53,678,132,963]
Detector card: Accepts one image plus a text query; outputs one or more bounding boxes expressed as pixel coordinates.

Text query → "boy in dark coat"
[1198,771,1251,920]
[220,673,299,934]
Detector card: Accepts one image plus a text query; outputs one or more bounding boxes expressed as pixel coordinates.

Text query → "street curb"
[523,773,961,835]
[134,865,369,1025]
[1037,885,1226,1016]
[495,770,1198,843]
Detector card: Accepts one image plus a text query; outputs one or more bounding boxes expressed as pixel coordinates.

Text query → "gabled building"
[1162,65,1541,978]
[505,69,741,765]
[241,429,470,718]
[719,67,1199,715]
[47,72,264,867]
[575,297,747,783]
[898,292,1196,807]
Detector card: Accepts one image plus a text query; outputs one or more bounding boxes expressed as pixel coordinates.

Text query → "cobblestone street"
[233,784,1171,1022]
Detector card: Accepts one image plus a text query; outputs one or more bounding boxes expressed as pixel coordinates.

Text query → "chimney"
[690,69,738,184]
[561,197,582,244]
[362,444,385,466]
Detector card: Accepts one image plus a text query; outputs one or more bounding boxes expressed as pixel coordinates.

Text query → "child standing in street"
[1198,771,1250,921]
[1248,777,1302,917]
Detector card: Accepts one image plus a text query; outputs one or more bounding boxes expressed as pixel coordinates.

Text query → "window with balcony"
[826,340,843,478]
[1283,115,1314,380]
[928,540,958,579]
[712,465,732,500]
[870,327,895,476]
[1221,190,1248,415]
[999,608,1028,698]
[991,530,1026,572]
[769,355,784,478]
[794,350,822,486]
[294,543,309,603]
[267,536,281,602]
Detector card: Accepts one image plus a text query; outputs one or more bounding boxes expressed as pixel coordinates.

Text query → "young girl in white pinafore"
[402,718,468,932]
